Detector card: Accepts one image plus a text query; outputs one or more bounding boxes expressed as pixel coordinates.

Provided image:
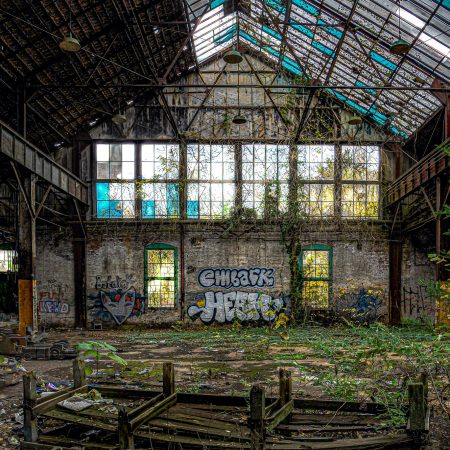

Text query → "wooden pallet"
[20,359,428,449]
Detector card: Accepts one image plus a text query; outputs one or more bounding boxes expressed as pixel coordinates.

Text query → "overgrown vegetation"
[123,323,449,427]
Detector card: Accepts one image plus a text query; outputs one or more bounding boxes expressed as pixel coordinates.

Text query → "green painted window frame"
[298,244,333,309]
[144,243,178,309]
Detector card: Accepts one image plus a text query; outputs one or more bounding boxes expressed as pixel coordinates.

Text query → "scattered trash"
[14,412,23,424]
[138,368,151,374]
[58,397,93,412]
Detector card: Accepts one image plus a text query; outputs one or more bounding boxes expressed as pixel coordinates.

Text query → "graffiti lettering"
[187,291,285,324]
[95,274,135,290]
[38,300,69,314]
[197,268,275,289]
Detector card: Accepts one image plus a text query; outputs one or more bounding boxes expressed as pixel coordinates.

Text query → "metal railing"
[0,119,88,204]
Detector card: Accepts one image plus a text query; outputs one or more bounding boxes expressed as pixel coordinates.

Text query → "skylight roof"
[186,0,449,138]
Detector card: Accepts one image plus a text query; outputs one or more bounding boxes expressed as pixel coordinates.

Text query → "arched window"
[144,244,178,308]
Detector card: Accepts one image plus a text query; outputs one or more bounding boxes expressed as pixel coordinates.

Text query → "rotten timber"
[21,359,425,449]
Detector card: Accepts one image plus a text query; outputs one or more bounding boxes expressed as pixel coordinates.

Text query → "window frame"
[144,243,178,309]
[298,244,333,309]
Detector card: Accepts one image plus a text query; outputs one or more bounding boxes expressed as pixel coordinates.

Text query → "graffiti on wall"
[187,291,286,324]
[335,288,382,324]
[88,274,144,325]
[401,285,433,318]
[37,279,69,315]
[198,267,275,289]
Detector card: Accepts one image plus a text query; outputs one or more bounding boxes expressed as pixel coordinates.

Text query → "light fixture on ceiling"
[348,114,362,125]
[232,114,247,124]
[232,62,247,125]
[223,48,243,64]
[112,112,127,124]
[390,1,410,55]
[390,38,411,55]
[60,1,81,52]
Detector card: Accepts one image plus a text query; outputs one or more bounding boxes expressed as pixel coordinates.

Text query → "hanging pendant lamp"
[60,33,81,52]
[112,112,127,124]
[223,48,243,64]
[348,114,362,125]
[390,2,410,55]
[60,1,81,52]
[232,64,247,125]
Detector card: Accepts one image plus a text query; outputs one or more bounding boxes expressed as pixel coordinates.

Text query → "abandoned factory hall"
[0,0,449,449]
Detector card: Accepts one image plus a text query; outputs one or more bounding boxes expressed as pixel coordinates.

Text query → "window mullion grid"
[335,143,342,219]
[136,141,142,219]
[289,143,298,218]
[179,141,187,220]
[235,142,242,213]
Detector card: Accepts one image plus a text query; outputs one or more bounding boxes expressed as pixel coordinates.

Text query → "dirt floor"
[0,323,449,449]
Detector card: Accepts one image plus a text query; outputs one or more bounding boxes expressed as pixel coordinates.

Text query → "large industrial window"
[298,145,335,217]
[145,244,177,308]
[187,144,235,219]
[0,248,17,272]
[96,143,136,218]
[299,245,332,309]
[141,144,180,218]
[242,144,289,217]
[341,146,380,218]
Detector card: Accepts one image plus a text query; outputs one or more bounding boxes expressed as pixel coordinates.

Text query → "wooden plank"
[267,400,294,432]
[293,399,385,414]
[147,417,251,440]
[36,385,74,405]
[43,409,116,431]
[250,385,266,450]
[95,385,160,398]
[130,392,177,431]
[133,428,252,448]
[39,435,116,449]
[73,357,86,388]
[407,383,427,435]
[289,414,379,425]
[21,442,72,449]
[171,404,245,423]
[163,362,175,396]
[279,368,292,407]
[129,393,164,418]
[276,424,396,433]
[23,372,38,443]
[164,410,249,433]
[33,385,88,415]
[118,405,134,450]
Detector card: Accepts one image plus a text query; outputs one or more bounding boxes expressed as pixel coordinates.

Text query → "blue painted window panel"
[317,20,342,39]
[211,0,226,9]
[214,24,236,45]
[355,81,376,96]
[97,201,110,218]
[142,200,155,219]
[187,200,199,219]
[293,0,319,17]
[266,0,286,13]
[291,23,314,39]
[239,31,258,46]
[109,201,123,218]
[262,25,282,41]
[312,40,335,57]
[96,182,109,201]
[167,183,180,217]
[370,52,397,71]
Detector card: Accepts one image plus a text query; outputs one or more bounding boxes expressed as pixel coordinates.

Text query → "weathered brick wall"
[35,227,437,328]
[332,240,389,322]
[401,239,435,321]
[35,229,75,327]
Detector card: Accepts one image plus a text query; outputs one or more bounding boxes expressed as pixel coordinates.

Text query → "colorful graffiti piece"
[100,288,143,325]
[187,291,285,324]
[335,288,382,324]
[38,300,69,314]
[198,267,275,289]
[88,285,145,325]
